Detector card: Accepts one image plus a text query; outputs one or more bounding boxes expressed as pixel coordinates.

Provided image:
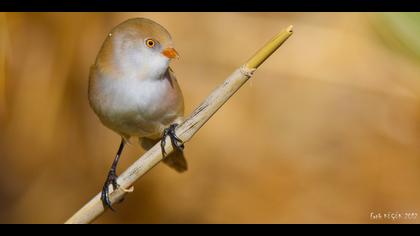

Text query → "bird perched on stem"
[88,18,187,210]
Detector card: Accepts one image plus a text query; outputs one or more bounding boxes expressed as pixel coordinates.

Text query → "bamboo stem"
[65,25,293,224]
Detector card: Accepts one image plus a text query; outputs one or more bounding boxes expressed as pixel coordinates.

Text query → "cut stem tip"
[245,25,294,69]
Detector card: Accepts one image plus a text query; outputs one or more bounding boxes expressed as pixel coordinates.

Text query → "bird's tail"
[140,138,188,173]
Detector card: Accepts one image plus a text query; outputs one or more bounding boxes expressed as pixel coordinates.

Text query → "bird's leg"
[101,138,125,211]
[161,123,184,157]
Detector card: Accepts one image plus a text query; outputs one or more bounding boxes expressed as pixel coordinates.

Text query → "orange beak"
[162,47,179,59]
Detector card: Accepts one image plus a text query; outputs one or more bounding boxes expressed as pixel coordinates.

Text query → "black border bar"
[0,0,419,12]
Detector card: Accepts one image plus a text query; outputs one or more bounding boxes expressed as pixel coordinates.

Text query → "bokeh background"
[1,12,420,224]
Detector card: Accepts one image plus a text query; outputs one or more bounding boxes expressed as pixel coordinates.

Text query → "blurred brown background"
[1,12,420,224]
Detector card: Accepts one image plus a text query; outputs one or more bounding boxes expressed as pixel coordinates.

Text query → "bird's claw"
[161,123,184,157]
[101,170,119,211]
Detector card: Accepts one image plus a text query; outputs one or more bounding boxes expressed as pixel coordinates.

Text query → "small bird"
[88,18,187,210]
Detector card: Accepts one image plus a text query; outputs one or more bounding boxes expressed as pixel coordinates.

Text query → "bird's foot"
[101,170,119,211]
[161,123,184,157]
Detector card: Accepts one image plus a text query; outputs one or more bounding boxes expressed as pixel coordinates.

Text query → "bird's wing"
[167,67,185,116]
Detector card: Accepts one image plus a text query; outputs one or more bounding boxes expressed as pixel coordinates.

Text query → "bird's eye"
[145,39,156,48]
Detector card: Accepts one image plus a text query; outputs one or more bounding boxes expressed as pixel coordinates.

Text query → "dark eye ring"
[145,39,155,48]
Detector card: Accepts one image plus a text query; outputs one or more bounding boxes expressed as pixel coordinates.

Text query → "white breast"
[91,72,181,138]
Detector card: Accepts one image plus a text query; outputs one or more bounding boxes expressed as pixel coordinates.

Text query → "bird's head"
[96,18,179,79]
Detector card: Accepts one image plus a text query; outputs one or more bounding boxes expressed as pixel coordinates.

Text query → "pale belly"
[90,75,184,139]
